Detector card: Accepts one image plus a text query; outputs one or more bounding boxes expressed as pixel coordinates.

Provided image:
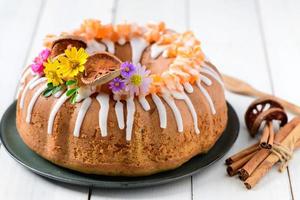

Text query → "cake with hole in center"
[16,19,227,176]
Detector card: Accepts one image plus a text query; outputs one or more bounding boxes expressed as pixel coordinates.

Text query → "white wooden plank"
[92,178,191,200]
[113,0,187,32]
[0,148,87,200]
[0,0,115,199]
[27,0,114,61]
[258,0,300,199]
[92,0,191,199]
[190,0,292,199]
[0,0,41,118]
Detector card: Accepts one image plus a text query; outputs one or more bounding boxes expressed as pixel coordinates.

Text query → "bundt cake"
[16,20,228,176]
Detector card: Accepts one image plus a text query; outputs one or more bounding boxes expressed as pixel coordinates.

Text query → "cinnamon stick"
[244,123,300,189]
[227,151,257,176]
[225,143,259,165]
[239,117,300,181]
[267,122,274,149]
[260,123,270,149]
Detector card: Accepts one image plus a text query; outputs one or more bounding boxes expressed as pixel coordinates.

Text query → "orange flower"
[74,19,102,40]
[116,23,132,39]
[149,74,163,93]
[98,24,114,38]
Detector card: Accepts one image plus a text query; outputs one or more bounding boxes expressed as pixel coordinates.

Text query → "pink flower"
[30,49,51,75]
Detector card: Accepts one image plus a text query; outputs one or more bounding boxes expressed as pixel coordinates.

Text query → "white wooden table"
[0,0,299,199]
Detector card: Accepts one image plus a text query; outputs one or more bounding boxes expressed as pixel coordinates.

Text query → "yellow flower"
[43,58,64,86]
[58,47,88,79]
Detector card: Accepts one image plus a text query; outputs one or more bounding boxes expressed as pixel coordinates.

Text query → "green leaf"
[66,88,77,96]
[43,88,53,97]
[70,93,78,104]
[52,85,62,95]
[47,82,54,89]
[66,80,77,86]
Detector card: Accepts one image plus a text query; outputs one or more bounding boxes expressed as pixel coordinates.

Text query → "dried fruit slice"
[81,52,122,85]
[51,35,87,57]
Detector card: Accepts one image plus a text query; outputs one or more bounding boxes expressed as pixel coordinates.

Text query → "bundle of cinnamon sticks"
[226,117,300,189]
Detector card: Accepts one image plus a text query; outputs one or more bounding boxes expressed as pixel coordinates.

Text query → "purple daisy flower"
[109,77,125,93]
[120,61,136,78]
[125,64,152,96]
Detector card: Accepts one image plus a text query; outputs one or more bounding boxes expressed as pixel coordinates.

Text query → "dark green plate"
[0,101,239,188]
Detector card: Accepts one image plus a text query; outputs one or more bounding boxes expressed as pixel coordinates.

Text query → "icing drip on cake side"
[162,94,183,132]
[130,37,149,65]
[102,39,115,54]
[53,89,65,98]
[200,64,224,87]
[29,77,47,90]
[196,79,216,115]
[200,74,212,86]
[138,96,150,111]
[150,43,169,59]
[86,40,106,54]
[73,97,92,137]
[118,37,126,45]
[20,68,33,84]
[20,76,40,109]
[26,84,47,123]
[96,93,110,137]
[183,82,194,93]
[48,92,69,134]
[115,100,125,129]
[76,86,96,102]
[151,94,167,129]
[171,91,200,134]
[126,97,136,141]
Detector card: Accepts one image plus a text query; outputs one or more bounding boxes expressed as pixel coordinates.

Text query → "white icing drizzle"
[126,97,136,141]
[96,93,110,137]
[150,43,169,59]
[118,37,126,45]
[86,39,106,54]
[200,74,212,86]
[115,100,125,129]
[16,85,24,99]
[21,65,31,74]
[183,82,194,93]
[162,94,183,132]
[20,68,32,84]
[130,37,149,65]
[201,65,224,87]
[26,84,47,123]
[138,96,150,111]
[171,91,200,134]
[162,50,168,58]
[102,39,115,54]
[196,80,216,115]
[151,94,167,129]
[47,92,69,134]
[73,97,92,137]
[20,76,39,109]
[76,86,96,102]
[29,77,47,90]
[53,89,65,98]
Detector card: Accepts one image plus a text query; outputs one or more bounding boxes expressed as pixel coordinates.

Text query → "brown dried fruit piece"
[251,107,288,136]
[245,97,284,136]
[81,52,122,85]
[51,36,87,57]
